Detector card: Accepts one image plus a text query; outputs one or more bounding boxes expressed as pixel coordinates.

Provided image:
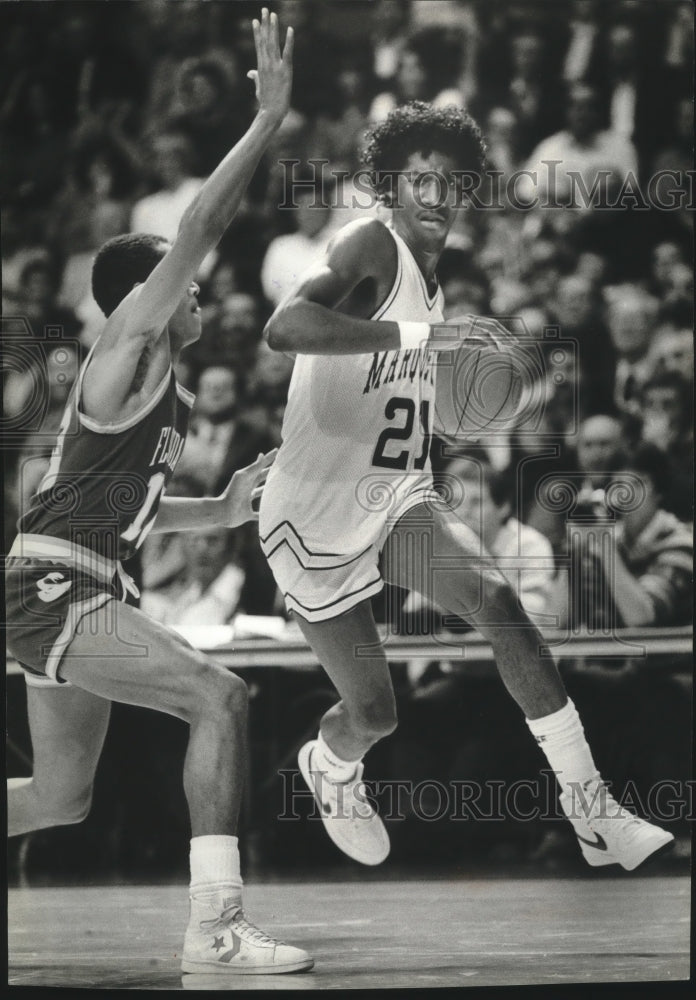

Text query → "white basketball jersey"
[260,222,445,557]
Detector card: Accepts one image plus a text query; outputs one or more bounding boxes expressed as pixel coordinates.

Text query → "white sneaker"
[181,902,313,975]
[560,779,675,871]
[298,740,390,866]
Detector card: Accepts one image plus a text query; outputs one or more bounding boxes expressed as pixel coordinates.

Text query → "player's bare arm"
[152,449,277,533]
[82,8,294,422]
[264,217,509,355]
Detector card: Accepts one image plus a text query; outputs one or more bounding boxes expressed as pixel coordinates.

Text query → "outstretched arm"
[85,9,293,409]
[152,450,278,533]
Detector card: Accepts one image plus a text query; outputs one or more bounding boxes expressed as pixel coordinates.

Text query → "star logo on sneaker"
[36,572,72,603]
[576,831,609,851]
[212,936,225,952]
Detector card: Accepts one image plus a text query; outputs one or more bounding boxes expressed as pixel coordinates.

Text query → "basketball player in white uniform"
[260,103,673,871]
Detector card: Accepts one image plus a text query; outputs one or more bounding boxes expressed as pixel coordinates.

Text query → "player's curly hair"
[361,101,487,201]
[92,233,170,317]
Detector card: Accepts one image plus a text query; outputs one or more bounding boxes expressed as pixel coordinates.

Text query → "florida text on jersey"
[19,356,194,562]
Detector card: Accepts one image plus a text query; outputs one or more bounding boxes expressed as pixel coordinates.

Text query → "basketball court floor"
[8,871,690,989]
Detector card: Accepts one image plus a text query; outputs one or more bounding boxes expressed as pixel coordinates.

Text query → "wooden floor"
[8,875,690,990]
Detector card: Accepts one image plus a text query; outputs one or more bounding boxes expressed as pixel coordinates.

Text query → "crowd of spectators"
[3,0,692,631]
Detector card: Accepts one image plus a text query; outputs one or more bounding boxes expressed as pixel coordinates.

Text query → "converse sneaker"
[298,740,390,866]
[181,902,313,975]
[560,779,675,871]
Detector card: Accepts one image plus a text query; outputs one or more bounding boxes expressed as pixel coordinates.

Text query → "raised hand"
[247,8,294,126]
[219,448,278,527]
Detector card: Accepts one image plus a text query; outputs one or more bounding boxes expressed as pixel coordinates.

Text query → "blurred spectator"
[604,287,659,417]
[567,444,693,628]
[1,70,70,211]
[369,26,464,123]
[574,414,626,493]
[575,250,610,289]
[562,0,603,84]
[550,272,616,415]
[639,370,692,455]
[449,457,556,619]
[400,456,556,637]
[140,472,206,594]
[260,172,336,307]
[130,130,213,274]
[370,0,411,84]
[3,258,83,341]
[486,30,563,158]
[517,83,638,207]
[165,55,247,176]
[176,365,242,492]
[649,326,693,380]
[590,22,666,164]
[438,248,490,320]
[638,370,693,522]
[307,48,374,171]
[187,287,261,375]
[650,241,685,298]
[49,124,137,264]
[141,526,245,627]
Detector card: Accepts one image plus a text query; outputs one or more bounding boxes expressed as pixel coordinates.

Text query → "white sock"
[313,731,362,783]
[526,699,601,798]
[189,835,243,921]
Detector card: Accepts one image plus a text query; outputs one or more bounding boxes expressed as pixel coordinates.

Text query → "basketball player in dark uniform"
[6,10,312,976]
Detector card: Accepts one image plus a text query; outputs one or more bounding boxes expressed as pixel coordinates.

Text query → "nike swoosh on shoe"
[576,831,609,851]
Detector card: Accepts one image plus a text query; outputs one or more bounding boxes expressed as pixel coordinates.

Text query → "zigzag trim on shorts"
[284,575,384,622]
[260,520,374,570]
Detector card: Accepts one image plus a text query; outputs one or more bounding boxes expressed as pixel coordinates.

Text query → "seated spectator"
[176,365,241,492]
[564,443,692,629]
[638,370,693,522]
[604,287,660,417]
[401,458,556,633]
[368,25,464,123]
[187,288,261,375]
[550,273,616,414]
[517,83,639,207]
[649,326,693,379]
[260,172,336,307]
[450,457,557,619]
[141,526,245,627]
[573,413,626,493]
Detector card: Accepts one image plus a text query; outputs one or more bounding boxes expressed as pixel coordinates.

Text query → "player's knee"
[191,662,248,721]
[213,671,249,720]
[178,656,247,721]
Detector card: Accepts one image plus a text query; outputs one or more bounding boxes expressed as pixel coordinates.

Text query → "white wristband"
[398,321,431,350]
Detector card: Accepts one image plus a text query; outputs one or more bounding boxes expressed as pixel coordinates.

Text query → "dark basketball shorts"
[5,557,118,687]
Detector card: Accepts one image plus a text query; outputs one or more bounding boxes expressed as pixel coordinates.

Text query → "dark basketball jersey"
[19,356,195,562]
